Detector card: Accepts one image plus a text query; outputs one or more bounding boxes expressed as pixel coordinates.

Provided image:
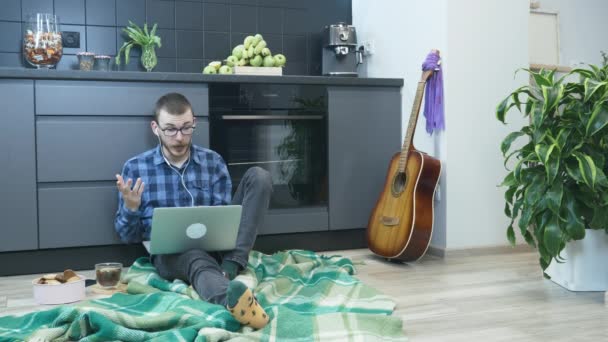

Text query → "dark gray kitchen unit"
[0,70,402,274]
[0,80,37,252]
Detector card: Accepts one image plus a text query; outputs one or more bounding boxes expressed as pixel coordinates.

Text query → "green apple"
[219,65,233,74]
[202,66,217,74]
[244,36,255,50]
[250,55,263,67]
[226,55,239,67]
[232,45,244,59]
[254,40,267,55]
[209,61,222,70]
[252,34,262,47]
[263,55,275,67]
[247,46,255,58]
[261,47,271,57]
[238,58,248,66]
[273,54,286,67]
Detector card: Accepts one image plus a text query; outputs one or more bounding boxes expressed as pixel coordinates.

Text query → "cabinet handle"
[221,115,323,120]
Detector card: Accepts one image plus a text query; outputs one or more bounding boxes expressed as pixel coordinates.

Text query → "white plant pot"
[545,229,608,291]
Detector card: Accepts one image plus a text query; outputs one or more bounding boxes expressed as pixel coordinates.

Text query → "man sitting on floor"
[114,92,272,329]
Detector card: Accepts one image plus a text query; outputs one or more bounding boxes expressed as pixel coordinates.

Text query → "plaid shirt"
[114,144,232,243]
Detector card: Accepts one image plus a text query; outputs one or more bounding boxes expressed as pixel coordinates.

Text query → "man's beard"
[159,138,190,158]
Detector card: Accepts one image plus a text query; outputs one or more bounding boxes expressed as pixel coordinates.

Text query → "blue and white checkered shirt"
[114,144,232,243]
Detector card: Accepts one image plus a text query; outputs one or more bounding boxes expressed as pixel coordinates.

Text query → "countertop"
[0,68,403,87]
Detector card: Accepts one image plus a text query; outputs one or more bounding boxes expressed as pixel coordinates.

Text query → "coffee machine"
[322,23,363,77]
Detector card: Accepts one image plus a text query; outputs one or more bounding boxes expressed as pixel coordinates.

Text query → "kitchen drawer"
[35,80,209,116]
[38,185,121,249]
[210,83,326,111]
[260,208,328,235]
[37,116,209,182]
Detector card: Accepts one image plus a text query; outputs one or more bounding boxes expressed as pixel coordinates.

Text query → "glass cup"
[94,55,111,71]
[23,13,63,69]
[76,52,95,71]
[95,262,122,289]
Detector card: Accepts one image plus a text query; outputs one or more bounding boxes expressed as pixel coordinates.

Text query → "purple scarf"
[421,51,445,134]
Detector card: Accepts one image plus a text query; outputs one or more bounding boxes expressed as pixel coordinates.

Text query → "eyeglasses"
[159,125,196,137]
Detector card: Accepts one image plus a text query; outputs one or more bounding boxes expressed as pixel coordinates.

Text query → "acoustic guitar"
[366,57,442,262]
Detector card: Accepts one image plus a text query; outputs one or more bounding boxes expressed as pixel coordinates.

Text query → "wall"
[444,0,529,249]
[534,0,608,67]
[0,0,351,74]
[354,0,531,250]
[352,0,449,248]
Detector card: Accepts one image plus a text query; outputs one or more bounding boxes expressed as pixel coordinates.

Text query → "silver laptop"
[146,205,242,255]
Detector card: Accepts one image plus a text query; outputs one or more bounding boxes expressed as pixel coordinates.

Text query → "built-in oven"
[209,84,328,216]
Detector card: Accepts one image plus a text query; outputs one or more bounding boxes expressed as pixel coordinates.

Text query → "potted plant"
[115,21,161,72]
[496,64,608,290]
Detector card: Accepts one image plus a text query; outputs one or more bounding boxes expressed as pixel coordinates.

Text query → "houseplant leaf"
[586,101,608,136]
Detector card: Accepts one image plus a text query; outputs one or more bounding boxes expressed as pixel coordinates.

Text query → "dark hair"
[154,93,193,122]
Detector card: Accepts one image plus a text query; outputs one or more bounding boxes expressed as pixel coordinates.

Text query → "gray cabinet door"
[35,81,209,116]
[0,80,37,252]
[38,185,121,248]
[328,86,401,230]
[37,117,209,182]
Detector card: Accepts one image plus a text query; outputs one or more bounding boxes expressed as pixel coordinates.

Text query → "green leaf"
[565,158,583,183]
[496,96,510,123]
[583,79,607,102]
[561,192,586,240]
[590,64,603,79]
[501,131,526,155]
[545,151,560,184]
[543,216,563,256]
[153,36,162,48]
[590,206,608,230]
[518,204,534,232]
[532,72,552,87]
[534,143,555,165]
[545,181,563,214]
[512,196,523,220]
[124,43,132,65]
[530,102,544,128]
[541,84,565,115]
[573,152,597,189]
[150,23,158,38]
[501,172,517,188]
[524,182,547,206]
[505,185,517,205]
[504,202,512,217]
[523,230,537,248]
[570,68,594,79]
[586,101,608,136]
[507,225,516,246]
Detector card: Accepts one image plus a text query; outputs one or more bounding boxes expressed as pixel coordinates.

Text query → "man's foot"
[226,280,269,329]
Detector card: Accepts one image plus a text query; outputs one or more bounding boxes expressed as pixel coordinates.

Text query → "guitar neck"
[397,79,428,173]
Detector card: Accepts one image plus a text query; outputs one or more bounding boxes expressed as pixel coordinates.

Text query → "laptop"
[144,205,243,255]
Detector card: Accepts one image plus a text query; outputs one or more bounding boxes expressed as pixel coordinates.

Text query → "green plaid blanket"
[0,250,407,341]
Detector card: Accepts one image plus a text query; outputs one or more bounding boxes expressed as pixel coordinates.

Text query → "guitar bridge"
[381,216,400,226]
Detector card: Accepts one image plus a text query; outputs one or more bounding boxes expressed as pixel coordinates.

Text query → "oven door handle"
[221,115,324,120]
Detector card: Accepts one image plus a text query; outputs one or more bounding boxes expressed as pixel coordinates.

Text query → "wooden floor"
[1,248,606,341]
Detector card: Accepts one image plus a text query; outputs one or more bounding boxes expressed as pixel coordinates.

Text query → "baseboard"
[0,229,367,276]
[426,243,534,258]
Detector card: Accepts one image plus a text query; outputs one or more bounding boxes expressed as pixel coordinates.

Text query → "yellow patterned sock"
[226,280,269,329]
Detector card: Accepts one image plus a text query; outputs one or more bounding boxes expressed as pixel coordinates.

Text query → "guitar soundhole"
[391,172,407,197]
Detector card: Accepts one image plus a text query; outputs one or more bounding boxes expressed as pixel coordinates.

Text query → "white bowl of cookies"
[32,269,86,305]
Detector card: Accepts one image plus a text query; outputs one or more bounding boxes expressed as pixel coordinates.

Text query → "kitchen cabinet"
[0,80,38,252]
[328,86,402,230]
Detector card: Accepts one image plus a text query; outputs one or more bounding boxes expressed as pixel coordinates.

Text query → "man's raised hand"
[115,174,144,211]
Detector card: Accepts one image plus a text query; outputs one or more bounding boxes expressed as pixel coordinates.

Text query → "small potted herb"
[116,21,161,72]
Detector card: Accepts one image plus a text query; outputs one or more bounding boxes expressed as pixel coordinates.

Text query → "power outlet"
[61,31,80,48]
[360,41,374,56]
